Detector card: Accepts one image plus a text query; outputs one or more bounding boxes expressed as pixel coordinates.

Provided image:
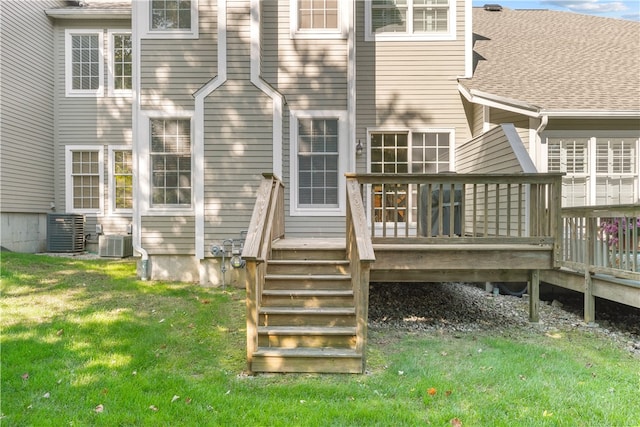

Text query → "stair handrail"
[346,175,375,372]
[242,173,284,373]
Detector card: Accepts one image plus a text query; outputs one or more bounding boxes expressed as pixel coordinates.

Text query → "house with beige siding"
[1,1,638,283]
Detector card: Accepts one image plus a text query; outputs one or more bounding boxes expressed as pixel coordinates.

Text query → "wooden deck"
[241,174,639,374]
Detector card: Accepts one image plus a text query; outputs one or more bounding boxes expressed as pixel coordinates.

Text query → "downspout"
[131,1,149,279]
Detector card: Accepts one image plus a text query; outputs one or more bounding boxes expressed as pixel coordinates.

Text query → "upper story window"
[291,0,347,39]
[66,29,133,98]
[109,32,132,95]
[365,0,456,41]
[141,0,199,39]
[66,30,104,97]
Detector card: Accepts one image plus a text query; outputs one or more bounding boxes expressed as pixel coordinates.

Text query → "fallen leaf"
[132,370,137,376]
[440,351,448,356]
[201,299,211,305]
[171,395,180,403]
[56,329,64,336]
[101,388,108,395]
[185,397,192,404]
[445,390,452,397]
[94,404,104,413]
[149,405,158,411]
[519,375,526,381]
[43,392,50,399]
[300,400,306,404]
[188,323,195,329]
[159,319,165,323]
[398,370,404,376]
[543,410,553,417]
[427,387,437,396]
[450,418,462,427]
[21,373,29,380]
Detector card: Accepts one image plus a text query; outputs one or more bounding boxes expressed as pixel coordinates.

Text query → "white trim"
[65,29,104,97]
[365,0,457,42]
[65,145,105,215]
[463,0,472,78]
[289,110,349,217]
[139,110,195,215]
[251,0,284,178]
[107,30,133,98]
[108,145,133,215]
[194,0,228,259]
[290,0,348,39]
[347,0,356,173]
[140,0,199,39]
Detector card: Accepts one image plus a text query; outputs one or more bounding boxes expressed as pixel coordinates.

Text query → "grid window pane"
[372,0,449,34]
[112,34,132,91]
[298,0,339,30]
[151,0,192,30]
[114,150,133,209]
[150,119,191,206]
[71,34,100,90]
[298,118,339,207]
[71,151,100,209]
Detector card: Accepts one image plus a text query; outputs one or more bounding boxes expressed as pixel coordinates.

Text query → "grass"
[1,252,639,426]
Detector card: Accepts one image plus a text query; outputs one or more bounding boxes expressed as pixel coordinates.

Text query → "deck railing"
[347,173,563,256]
[241,173,285,371]
[561,204,640,281]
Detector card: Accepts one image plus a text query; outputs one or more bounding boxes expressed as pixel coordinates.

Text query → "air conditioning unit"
[47,214,85,252]
[99,235,133,258]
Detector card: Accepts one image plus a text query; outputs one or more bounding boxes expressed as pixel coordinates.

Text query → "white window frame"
[139,111,195,215]
[365,0,456,42]
[544,131,640,206]
[139,0,199,40]
[65,29,104,97]
[108,146,133,215]
[365,127,455,232]
[290,0,348,39]
[107,30,133,97]
[65,145,105,215]
[290,110,349,216]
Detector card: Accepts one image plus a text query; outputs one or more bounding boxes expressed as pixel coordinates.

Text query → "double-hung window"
[292,0,347,38]
[366,0,455,41]
[547,135,639,206]
[66,29,133,97]
[66,30,103,97]
[150,119,192,207]
[108,32,132,95]
[110,148,133,212]
[291,111,348,215]
[66,146,104,213]
[369,130,452,224]
[144,0,199,38]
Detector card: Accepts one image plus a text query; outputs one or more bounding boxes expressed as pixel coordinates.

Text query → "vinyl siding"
[355,0,471,168]
[51,19,133,221]
[140,0,217,109]
[201,0,273,251]
[141,216,196,255]
[487,107,530,148]
[261,0,349,236]
[0,0,64,213]
[457,125,528,174]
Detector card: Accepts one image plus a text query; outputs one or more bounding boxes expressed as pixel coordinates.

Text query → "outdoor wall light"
[356,140,364,156]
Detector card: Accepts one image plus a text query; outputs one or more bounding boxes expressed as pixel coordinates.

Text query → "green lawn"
[1,252,639,426]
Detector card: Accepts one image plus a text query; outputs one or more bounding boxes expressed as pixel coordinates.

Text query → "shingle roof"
[459,7,640,114]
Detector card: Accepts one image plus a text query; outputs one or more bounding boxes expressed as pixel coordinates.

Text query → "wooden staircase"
[250,239,364,374]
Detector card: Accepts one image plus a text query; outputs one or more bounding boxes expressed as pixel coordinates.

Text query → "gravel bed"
[368,282,640,356]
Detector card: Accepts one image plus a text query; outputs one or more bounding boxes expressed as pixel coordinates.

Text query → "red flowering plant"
[600,216,640,249]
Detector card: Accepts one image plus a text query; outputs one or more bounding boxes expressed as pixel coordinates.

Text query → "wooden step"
[267,259,350,275]
[257,326,356,348]
[251,347,363,373]
[270,239,346,261]
[259,306,356,327]
[264,274,352,290]
[261,289,354,308]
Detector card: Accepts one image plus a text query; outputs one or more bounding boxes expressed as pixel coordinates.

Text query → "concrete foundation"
[137,255,246,288]
[1,212,48,252]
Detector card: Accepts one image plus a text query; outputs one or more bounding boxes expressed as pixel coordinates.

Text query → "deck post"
[583,217,596,324]
[245,261,258,374]
[529,269,540,322]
